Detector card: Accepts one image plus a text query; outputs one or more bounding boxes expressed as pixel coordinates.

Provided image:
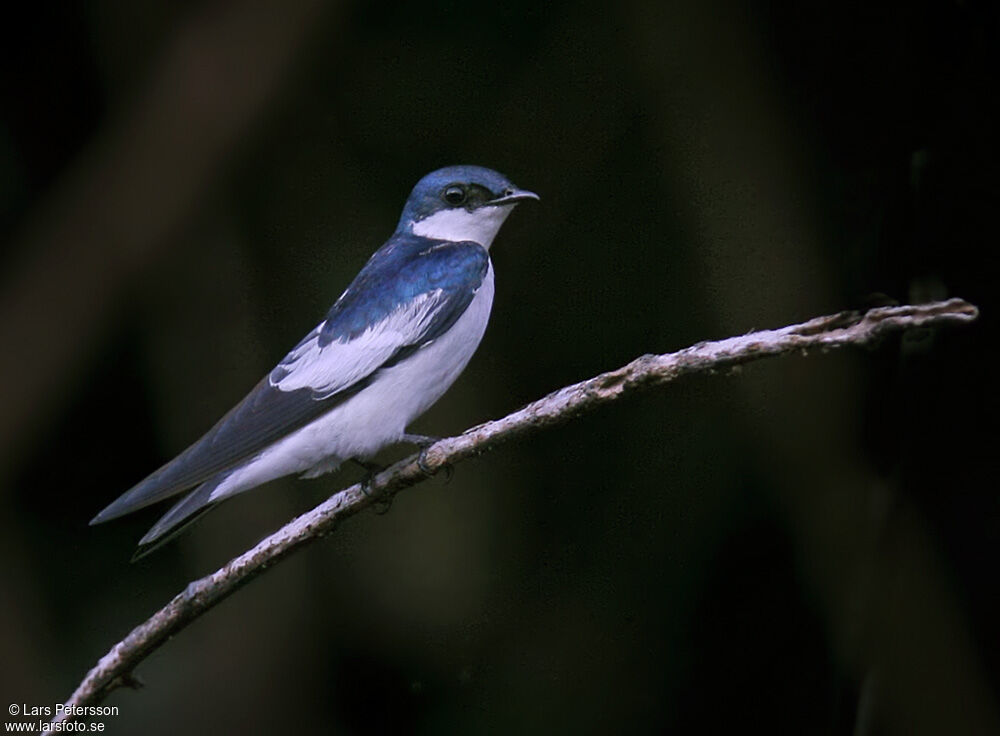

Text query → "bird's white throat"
[411,205,513,248]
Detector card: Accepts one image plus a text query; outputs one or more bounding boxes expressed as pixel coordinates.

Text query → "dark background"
[2,1,998,733]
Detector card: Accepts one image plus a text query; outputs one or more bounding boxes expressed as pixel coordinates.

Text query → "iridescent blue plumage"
[90,165,537,557]
[317,234,489,346]
[396,165,520,228]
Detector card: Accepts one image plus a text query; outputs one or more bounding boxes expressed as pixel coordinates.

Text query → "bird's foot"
[350,458,395,514]
[401,432,440,447]
[401,433,453,482]
[351,458,384,497]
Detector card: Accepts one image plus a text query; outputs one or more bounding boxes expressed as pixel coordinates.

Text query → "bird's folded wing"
[92,241,489,523]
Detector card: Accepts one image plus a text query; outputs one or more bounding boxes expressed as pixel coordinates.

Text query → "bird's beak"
[488,188,540,206]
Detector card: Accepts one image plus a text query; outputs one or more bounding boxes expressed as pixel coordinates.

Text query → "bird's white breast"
[210,263,496,500]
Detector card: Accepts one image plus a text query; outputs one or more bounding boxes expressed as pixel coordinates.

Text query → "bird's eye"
[502,187,514,197]
[443,185,466,205]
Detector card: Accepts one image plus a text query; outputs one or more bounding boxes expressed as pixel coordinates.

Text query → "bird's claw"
[373,495,394,515]
[351,458,384,497]
[416,445,454,482]
[417,445,434,475]
[351,458,394,513]
[403,434,453,480]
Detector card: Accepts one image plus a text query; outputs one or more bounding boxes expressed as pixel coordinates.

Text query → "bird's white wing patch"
[269,290,445,397]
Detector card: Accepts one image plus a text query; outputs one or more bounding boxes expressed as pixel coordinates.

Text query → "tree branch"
[54,297,978,724]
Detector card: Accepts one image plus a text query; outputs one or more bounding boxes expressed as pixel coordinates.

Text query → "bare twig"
[53,298,978,724]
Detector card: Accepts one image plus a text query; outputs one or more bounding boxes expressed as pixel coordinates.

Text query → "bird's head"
[396,165,539,248]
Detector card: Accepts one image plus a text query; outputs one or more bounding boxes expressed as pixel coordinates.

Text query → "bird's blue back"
[318,233,489,346]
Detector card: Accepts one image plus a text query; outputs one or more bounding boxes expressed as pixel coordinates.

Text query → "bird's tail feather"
[131,477,223,561]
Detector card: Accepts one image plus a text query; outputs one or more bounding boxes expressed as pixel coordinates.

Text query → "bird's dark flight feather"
[91,238,488,525]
